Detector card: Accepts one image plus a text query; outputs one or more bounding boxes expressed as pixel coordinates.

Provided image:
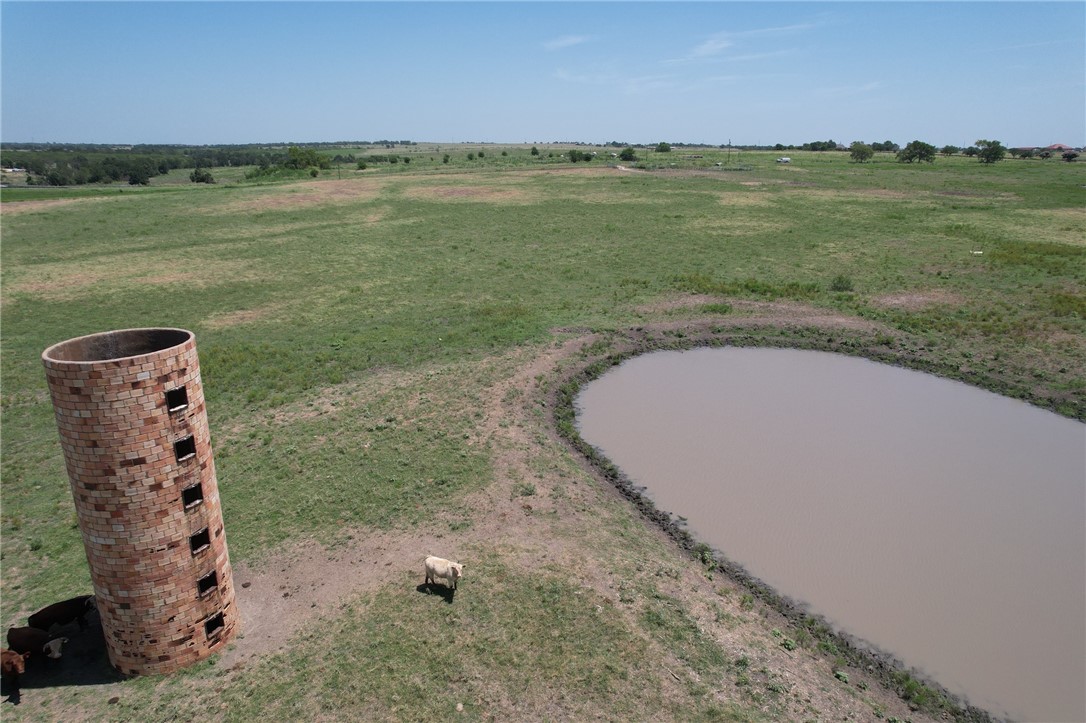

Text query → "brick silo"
[42,328,238,675]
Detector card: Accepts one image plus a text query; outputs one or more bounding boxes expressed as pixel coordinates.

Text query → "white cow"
[424,556,464,590]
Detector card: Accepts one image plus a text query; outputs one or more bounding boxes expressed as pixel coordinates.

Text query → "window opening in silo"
[174,435,196,462]
[165,387,189,413]
[189,528,211,555]
[204,612,225,639]
[181,483,204,509]
[197,570,219,597]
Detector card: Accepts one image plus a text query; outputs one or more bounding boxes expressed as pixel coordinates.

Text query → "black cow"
[27,595,95,633]
[5,628,66,660]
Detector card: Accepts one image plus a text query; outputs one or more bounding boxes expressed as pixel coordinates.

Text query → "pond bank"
[547,317,1075,723]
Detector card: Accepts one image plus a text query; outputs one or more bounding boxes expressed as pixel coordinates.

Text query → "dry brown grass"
[4,256,261,303]
[214,178,386,213]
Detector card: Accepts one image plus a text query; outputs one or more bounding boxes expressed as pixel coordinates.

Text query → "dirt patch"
[0,197,111,215]
[789,188,914,201]
[871,290,965,311]
[717,191,773,207]
[5,258,261,303]
[203,303,286,330]
[402,184,532,204]
[216,178,385,213]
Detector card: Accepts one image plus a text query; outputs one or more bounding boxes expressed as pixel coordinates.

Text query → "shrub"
[830,274,854,292]
[189,167,215,184]
[309,167,319,177]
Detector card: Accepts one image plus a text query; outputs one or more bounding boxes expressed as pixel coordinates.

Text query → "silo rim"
[43,328,195,364]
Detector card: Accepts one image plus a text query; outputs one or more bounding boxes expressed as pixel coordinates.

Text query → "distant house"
[1046,144,1073,151]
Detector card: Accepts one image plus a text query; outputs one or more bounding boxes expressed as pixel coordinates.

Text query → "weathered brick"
[42,329,237,676]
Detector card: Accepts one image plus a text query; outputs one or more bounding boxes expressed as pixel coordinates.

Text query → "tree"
[872,140,899,153]
[618,147,637,162]
[1062,151,1079,162]
[975,139,1006,164]
[530,146,539,156]
[655,142,671,153]
[803,139,837,151]
[285,145,323,169]
[963,146,979,157]
[896,140,937,163]
[940,145,960,156]
[849,142,874,163]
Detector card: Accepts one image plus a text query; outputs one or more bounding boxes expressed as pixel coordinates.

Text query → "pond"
[575,347,1085,722]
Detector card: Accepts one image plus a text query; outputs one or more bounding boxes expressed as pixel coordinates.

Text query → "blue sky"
[2,2,1083,147]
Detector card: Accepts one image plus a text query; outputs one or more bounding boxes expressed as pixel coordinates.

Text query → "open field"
[2,150,1083,721]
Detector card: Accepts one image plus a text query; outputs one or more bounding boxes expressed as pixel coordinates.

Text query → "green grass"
[96,556,756,721]
[1,149,1082,720]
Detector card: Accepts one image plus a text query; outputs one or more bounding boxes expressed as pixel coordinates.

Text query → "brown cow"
[5,627,66,660]
[28,595,95,633]
[1,647,30,695]
[1,648,29,677]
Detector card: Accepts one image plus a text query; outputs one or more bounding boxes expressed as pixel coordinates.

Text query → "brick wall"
[42,328,238,675]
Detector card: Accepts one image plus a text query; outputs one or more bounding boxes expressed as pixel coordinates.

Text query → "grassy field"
[1,148,1083,721]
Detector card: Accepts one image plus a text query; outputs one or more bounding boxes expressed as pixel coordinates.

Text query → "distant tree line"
[0,141,409,186]
[3,137,1071,186]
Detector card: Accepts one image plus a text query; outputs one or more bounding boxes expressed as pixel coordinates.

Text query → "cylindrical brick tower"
[42,328,238,676]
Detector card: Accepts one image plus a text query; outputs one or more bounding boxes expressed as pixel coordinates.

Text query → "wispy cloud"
[673,23,815,64]
[690,35,735,59]
[543,35,592,51]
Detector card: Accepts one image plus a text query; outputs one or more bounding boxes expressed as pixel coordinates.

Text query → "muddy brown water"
[576,347,1085,723]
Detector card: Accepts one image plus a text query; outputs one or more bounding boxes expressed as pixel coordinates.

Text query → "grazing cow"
[28,595,95,633]
[5,628,66,660]
[424,556,464,590]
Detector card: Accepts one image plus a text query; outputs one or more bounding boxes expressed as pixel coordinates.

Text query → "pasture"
[1,148,1083,721]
